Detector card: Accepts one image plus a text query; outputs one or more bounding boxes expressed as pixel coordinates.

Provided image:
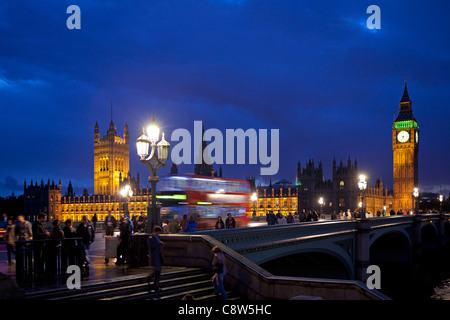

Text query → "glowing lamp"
[147,114,160,143]
[156,132,170,161]
[136,128,150,159]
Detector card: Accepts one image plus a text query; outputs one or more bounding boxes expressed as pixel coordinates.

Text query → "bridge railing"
[15,238,84,285]
[195,219,358,253]
[160,233,389,300]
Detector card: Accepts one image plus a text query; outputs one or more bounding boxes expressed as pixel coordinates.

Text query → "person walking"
[16,214,32,241]
[211,246,227,300]
[145,226,165,291]
[105,211,117,236]
[76,215,95,267]
[225,213,236,229]
[215,216,225,229]
[5,218,17,264]
[169,215,181,233]
[117,213,131,265]
[185,215,198,232]
[91,213,98,230]
[180,215,188,232]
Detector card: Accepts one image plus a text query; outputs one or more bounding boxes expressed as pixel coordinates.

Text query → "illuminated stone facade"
[392,81,419,211]
[94,118,130,195]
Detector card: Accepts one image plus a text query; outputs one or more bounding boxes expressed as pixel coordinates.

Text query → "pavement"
[0,232,183,294]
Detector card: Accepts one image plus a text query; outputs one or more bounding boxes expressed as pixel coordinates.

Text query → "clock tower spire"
[392,79,419,211]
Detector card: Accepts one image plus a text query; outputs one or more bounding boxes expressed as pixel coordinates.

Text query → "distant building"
[252,179,299,217]
[23,179,61,221]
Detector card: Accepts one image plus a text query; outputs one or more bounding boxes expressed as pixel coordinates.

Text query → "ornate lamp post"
[251,192,258,218]
[413,187,419,215]
[358,174,367,218]
[136,114,170,233]
[120,184,133,215]
[439,194,443,213]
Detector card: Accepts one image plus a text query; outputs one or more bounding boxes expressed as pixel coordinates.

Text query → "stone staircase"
[24,267,242,301]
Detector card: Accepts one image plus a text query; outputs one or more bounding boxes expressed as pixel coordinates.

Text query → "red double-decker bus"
[157,174,250,230]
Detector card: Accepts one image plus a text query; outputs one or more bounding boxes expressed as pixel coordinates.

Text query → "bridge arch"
[259,247,354,280]
[421,222,439,251]
[369,230,412,264]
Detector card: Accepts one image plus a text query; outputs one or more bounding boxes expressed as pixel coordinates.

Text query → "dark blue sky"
[0,0,449,197]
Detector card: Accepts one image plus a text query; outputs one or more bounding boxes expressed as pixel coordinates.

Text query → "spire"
[395,78,415,122]
[108,99,116,135]
[400,77,411,104]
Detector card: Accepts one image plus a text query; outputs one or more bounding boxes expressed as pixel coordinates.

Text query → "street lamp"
[358,174,367,218]
[120,184,133,215]
[413,187,419,214]
[318,197,324,217]
[251,192,258,218]
[136,114,170,233]
[439,194,444,213]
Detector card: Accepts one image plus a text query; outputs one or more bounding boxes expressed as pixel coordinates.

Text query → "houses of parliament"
[24,82,419,221]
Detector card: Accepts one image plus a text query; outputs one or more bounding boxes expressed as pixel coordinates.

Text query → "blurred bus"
[157,174,250,230]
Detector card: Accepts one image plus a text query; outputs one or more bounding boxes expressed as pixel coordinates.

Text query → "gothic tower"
[94,103,130,195]
[392,80,419,211]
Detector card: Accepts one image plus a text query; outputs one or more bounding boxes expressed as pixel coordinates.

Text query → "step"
[53,273,211,300]
[25,267,206,300]
[103,278,213,300]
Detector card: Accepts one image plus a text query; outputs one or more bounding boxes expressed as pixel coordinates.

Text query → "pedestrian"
[47,219,64,278]
[137,212,146,233]
[331,211,338,220]
[225,213,236,229]
[162,220,170,234]
[91,213,98,230]
[32,213,49,279]
[267,211,277,225]
[76,215,95,267]
[286,212,294,224]
[180,214,188,232]
[32,213,49,240]
[104,211,117,236]
[299,210,306,222]
[16,214,32,241]
[185,215,198,232]
[49,219,64,240]
[215,216,225,229]
[61,218,76,270]
[2,213,7,221]
[5,218,17,264]
[145,226,165,291]
[277,214,287,224]
[169,215,181,233]
[312,211,319,221]
[211,246,227,300]
[62,219,77,238]
[117,213,131,265]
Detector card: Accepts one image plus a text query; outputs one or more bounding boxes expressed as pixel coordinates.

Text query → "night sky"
[0,0,449,197]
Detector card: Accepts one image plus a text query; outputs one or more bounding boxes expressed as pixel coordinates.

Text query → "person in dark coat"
[215,216,225,229]
[76,215,95,266]
[62,219,77,238]
[117,213,131,265]
[145,226,165,290]
[104,211,117,236]
[32,213,49,279]
[225,213,236,229]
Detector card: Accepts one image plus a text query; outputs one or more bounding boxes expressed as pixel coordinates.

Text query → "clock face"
[397,130,409,143]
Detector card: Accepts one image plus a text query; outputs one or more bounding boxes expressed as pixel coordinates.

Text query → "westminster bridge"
[160,213,450,300]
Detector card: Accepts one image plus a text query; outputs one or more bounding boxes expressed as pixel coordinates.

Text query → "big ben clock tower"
[392,80,419,211]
